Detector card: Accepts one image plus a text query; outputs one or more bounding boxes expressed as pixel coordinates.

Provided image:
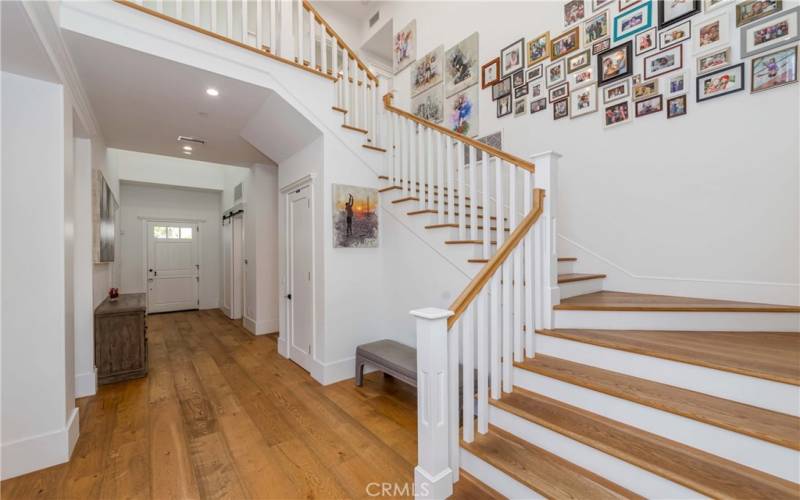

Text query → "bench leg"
[355,357,365,387]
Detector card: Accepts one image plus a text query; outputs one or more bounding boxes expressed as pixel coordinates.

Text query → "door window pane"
[167,226,180,239]
[180,227,193,239]
[153,226,167,239]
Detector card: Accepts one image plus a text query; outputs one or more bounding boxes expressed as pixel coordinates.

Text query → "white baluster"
[509,166,522,362]
[410,123,417,202]
[227,0,233,38]
[448,315,460,482]
[176,0,183,20]
[156,0,163,12]
[495,160,505,245]
[391,113,397,186]
[418,126,426,210]
[211,0,218,32]
[502,259,512,393]
[523,172,535,357]
[532,151,561,330]
[269,0,277,51]
[437,133,445,224]
[242,0,248,43]
[482,157,491,259]
[321,31,328,76]
[295,0,303,63]
[469,146,478,241]
[462,305,474,442]
[426,127,434,211]
[343,55,350,121]
[309,16,317,70]
[513,230,523,361]
[490,270,501,400]
[255,0,263,49]
[476,287,489,433]
[457,143,466,239]
[194,0,200,25]
[333,45,340,104]
[446,140,455,224]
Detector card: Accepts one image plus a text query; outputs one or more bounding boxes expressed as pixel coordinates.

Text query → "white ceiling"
[62,30,273,166]
[1,1,60,84]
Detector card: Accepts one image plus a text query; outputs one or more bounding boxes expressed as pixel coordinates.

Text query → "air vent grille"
[177,135,206,145]
[369,11,379,27]
[234,182,243,202]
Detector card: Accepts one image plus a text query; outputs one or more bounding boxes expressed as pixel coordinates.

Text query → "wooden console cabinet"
[94,293,148,385]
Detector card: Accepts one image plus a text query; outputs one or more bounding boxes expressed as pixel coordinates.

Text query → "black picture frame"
[492,76,512,101]
[695,63,745,102]
[658,0,700,29]
[514,85,529,98]
[512,69,526,88]
[497,95,513,117]
[596,41,633,86]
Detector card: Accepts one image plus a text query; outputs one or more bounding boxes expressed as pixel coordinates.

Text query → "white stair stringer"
[459,448,542,500]
[554,309,800,331]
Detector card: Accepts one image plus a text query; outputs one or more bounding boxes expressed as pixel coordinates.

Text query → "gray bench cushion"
[356,339,416,385]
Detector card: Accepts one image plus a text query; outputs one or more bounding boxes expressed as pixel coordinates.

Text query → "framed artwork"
[445,32,479,96]
[463,132,502,163]
[740,6,800,58]
[497,95,512,117]
[514,84,529,98]
[594,0,614,10]
[603,100,632,127]
[501,38,526,77]
[569,66,597,88]
[665,72,688,96]
[411,45,444,97]
[482,58,501,88]
[93,171,117,263]
[547,58,568,87]
[333,184,379,248]
[528,32,551,66]
[667,94,688,118]
[613,1,653,42]
[514,98,527,116]
[751,45,798,92]
[705,0,735,12]
[393,20,416,74]
[492,77,512,100]
[553,98,570,119]
[619,0,642,12]
[530,97,548,113]
[512,69,526,88]
[530,81,544,97]
[658,20,691,49]
[549,82,570,102]
[411,85,444,123]
[570,85,599,117]
[693,13,729,54]
[597,41,633,85]
[528,65,544,80]
[602,78,630,102]
[633,79,659,100]
[736,0,782,27]
[632,74,643,85]
[585,11,610,43]
[658,0,700,29]
[592,38,612,54]
[696,63,745,101]
[445,85,479,137]
[697,47,732,74]
[643,44,683,79]
[635,28,658,55]
[551,27,581,60]
[567,49,592,72]
[635,94,663,116]
[565,0,587,26]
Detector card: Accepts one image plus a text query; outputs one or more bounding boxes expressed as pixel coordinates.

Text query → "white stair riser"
[489,406,701,498]
[554,309,800,331]
[536,335,800,416]
[459,448,542,500]
[557,260,575,274]
[558,278,603,299]
[513,368,800,482]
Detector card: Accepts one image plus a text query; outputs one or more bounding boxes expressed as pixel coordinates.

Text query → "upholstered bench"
[355,339,416,387]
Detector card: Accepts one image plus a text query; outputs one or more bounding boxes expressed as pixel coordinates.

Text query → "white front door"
[288,187,313,371]
[147,221,199,313]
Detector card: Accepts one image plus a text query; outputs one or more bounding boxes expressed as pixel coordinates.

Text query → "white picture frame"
[693,12,730,55]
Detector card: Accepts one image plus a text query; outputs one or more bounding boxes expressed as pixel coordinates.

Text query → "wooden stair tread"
[377,185,400,193]
[468,259,488,264]
[332,106,347,114]
[558,273,606,284]
[556,291,800,312]
[536,329,800,385]
[341,123,368,134]
[493,389,799,499]
[558,257,577,262]
[452,469,504,499]
[515,354,800,449]
[462,426,643,500]
[362,144,387,152]
[446,240,497,245]
[406,209,505,221]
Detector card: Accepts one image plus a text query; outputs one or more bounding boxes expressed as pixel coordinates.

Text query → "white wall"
[110,147,244,191]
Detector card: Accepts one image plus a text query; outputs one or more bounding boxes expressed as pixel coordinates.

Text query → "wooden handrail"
[302,0,378,83]
[447,189,545,329]
[383,93,535,173]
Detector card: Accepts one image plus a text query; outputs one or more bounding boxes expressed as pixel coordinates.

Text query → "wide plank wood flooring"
[1,310,494,500]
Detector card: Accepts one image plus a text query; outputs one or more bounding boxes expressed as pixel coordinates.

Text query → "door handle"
[286,294,292,300]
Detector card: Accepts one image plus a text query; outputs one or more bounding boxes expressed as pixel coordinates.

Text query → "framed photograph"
[528,65,544,81]
[445,32,479,97]
[497,94,512,117]
[602,78,631,102]
[410,85,444,123]
[512,69,526,88]
[603,100,631,127]
[567,49,592,72]
[619,0,642,12]
[549,82,570,102]
[530,97,548,113]
[551,27,581,60]
[633,79,659,100]
[633,74,643,85]
[565,0,586,26]
[667,94,688,117]
[514,97,527,116]
[643,44,683,79]
[705,0,736,12]
[333,185,379,248]
[693,13,729,55]
[740,6,800,58]
[737,0,782,27]
[570,85,599,117]
[597,41,633,85]
[528,33,551,66]
[501,38,525,78]
[514,84,530,98]
[613,2,653,42]
[585,11,610,43]
[592,38,612,55]
[482,58,501,88]
[658,20,691,49]
[445,85,479,137]
[658,0,700,29]
[697,47,732,74]
[635,94,663,116]
[492,76,512,100]
[530,81,544,97]
[569,66,597,88]
[553,98,570,119]
[411,45,444,97]
[547,58,568,87]
[463,132,502,163]
[751,45,798,92]
[594,0,614,11]
[393,19,416,74]
[665,72,688,96]
[696,63,745,101]
[635,27,658,55]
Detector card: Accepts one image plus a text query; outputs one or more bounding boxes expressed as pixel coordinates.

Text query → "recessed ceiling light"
[206,88,219,97]
[183,145,193,151]
[183,151,192,155]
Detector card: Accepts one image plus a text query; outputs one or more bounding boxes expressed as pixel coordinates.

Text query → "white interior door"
[288,187,313,371]
[222,220,233,316]
[147,221,199,313]
[231,214,243,319]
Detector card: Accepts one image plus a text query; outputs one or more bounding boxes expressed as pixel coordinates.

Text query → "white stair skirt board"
[488,405,702,499]
[558,277,603,299]
[537,335,800,416]
[513,368,800,482]
[554,310,800,331]
[459,447,543,500]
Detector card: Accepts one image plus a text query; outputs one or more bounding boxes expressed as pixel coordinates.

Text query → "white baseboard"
[1,408,80,480]
[243,315,278,336]
[74,368,97,398]
[305,355,379,385]
[220,305,231,318]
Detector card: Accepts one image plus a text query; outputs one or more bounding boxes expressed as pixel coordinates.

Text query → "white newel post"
[531,151,561,329]
[410,307,454,500]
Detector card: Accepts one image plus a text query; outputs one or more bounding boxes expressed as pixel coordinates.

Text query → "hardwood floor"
[1,310,495,500]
